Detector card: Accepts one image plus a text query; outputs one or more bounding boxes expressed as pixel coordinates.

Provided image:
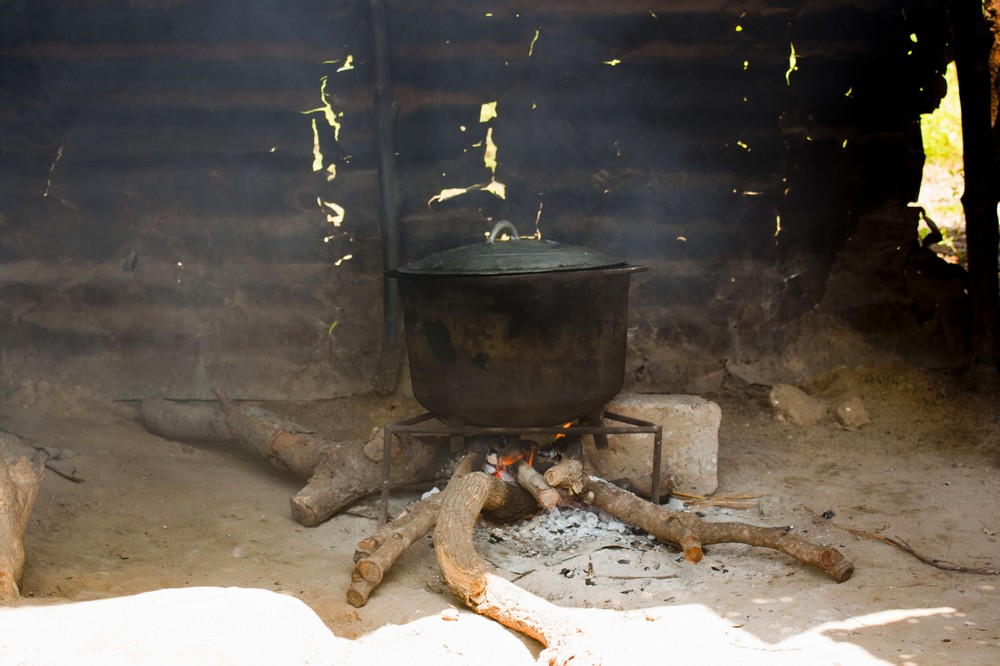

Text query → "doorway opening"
[917,62,965,266]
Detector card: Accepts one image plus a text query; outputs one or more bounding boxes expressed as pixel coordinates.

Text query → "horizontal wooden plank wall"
[0,0,954,399]
[0,0,382,399]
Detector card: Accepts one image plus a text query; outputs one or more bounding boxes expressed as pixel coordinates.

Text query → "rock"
[585,394,720,496]
[835,396,870,429]
[769,384,828,426]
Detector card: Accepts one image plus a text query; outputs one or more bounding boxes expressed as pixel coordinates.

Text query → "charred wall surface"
[0,0,959,399]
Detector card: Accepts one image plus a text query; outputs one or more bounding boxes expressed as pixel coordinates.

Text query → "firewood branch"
[583,476,854,583]
[348,441,490,607]
[514,460,561,511]
[349,440,538,607]
[435,472,601,666]
[805,507,999,576]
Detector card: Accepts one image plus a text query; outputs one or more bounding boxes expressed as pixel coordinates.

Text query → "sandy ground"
[0,364,998,665]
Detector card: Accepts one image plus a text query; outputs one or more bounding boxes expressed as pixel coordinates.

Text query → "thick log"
[138,399,236,444]
[0,433,47,601]
[139,393,450,527]
[583,475,854,583]
[210,388,329,476]
[435,472,600,666]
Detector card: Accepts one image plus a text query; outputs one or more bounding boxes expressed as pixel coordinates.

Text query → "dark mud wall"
[0,0,959,400]
[0,0,379,399]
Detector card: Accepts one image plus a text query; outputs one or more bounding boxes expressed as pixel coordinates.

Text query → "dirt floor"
[1,363,998,665]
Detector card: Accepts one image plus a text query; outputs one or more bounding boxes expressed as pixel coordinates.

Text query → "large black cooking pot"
[390,221,646,427]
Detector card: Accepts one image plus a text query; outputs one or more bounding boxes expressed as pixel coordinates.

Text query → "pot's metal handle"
[487,220,520,244]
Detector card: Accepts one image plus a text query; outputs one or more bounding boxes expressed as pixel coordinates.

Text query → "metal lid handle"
[486,220,520,244]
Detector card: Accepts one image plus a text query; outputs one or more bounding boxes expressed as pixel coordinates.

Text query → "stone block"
[768,384,828,426]
[585,394,720,496]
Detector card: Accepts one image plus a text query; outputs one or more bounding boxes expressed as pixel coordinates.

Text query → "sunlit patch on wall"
[480,101,498,123]
[43,144,64,197]
[529,28,540,57]
[484,128,498,172]
[318,198,345,227]
[428,101,506,206]
[786,43,798,85]
[304,57,358,268]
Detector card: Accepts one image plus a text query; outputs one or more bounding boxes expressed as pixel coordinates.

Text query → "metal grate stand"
[379,412,662,523]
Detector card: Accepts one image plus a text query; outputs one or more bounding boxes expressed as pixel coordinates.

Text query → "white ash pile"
[472,438,692,563]
[475,504,662,563]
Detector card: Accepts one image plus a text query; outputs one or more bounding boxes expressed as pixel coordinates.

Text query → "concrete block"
[585,394,720,496]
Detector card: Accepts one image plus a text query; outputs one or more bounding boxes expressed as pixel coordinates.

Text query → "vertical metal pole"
[651,426,663,504]
[370,0,404,394]
[380,424,394,524]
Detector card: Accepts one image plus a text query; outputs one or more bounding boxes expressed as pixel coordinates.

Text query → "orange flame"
[553,421,573,441]
[491,446,536,478]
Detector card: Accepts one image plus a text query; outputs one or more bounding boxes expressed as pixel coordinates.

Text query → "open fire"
[483,422,573,483]
[484,443,535,482]
[480,437,564,511]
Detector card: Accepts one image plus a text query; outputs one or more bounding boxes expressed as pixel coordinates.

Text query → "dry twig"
[807,508,999,576]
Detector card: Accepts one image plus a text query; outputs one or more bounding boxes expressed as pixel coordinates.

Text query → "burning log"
[486,441,561,511]
[139,392,450,527]
[435,472,600,666]
[0,432,46,601]
[543,435,585,494]
[513,459,561,511]
[583,475,854,583]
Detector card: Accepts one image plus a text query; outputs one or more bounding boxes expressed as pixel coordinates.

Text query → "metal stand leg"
[651,426,663,504]
[379,424,394,525]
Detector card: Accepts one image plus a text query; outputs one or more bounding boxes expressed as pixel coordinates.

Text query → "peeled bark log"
[583,475,854,582]
[0,434,46,601]
[435,472,601,666]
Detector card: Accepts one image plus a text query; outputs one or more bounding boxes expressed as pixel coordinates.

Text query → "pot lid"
[396,221,626,276]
